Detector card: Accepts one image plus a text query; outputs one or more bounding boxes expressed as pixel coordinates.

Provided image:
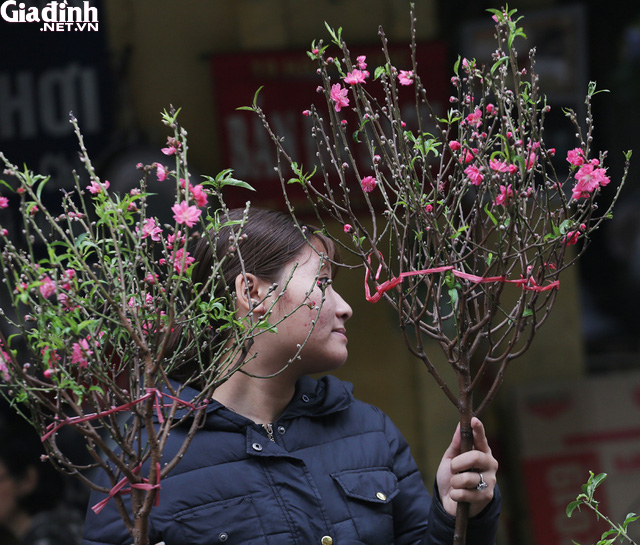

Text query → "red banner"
[211,42,449,211]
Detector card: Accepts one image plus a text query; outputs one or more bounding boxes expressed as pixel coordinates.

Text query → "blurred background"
[1,1,639,544]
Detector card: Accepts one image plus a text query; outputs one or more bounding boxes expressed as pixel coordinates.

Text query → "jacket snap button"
[277,425,286,434]
[252,443,263,451]
[218,532,228,542]
[376,491,387,501]
[321,536,333,545]
[301,394,310,402]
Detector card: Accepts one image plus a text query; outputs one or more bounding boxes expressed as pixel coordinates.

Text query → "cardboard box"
[515,371,640,545]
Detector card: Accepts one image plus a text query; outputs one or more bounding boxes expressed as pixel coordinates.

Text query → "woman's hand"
[436,417,498,518]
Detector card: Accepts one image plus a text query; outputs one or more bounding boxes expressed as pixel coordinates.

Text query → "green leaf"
[453,55,461,77]
[586,81,609,99]
[237,86,264,111]
[225,178,254,191]
[566,501,581,517]
[451,224,469,239]
[89,385,104,395]
[324,22,343,46]
[0,179,14,191]
[448,288,458,306]
[484,203,498,226]
[202,171,255,191]
[374,65,389,80]
[490,55,509,75]
[35,176,51,201]
[287,163,316,187]
[591,472,607,490]
[623,513,639,529]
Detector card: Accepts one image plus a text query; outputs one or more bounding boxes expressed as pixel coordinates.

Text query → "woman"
[0,414,84,545]
[83,208,500,545]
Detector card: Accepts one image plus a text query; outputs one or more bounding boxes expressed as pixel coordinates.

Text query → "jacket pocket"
[331,467,399,542]
[331,467,400,504]
[171,495,265,544]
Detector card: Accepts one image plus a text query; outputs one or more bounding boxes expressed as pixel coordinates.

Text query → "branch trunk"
[454,367,474,545]
[132,489,150,545]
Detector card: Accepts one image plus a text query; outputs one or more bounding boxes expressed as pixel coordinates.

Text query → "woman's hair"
[168,207,337,384]
[192,207,336,294]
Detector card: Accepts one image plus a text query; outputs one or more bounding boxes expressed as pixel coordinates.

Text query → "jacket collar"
[203,375,354,430]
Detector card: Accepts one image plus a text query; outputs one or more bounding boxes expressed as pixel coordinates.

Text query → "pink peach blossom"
[344,69,367,85]
[356,55,367,70]
[398,70,414,86]
[156,163,168,182]
[494,184,513,206]
[0,351,9,381]
[563,230,580,246]
[571,162,610,200]
[489,159,517,174]
[330,84,349,112]
[140,218,163,242]
[524,152,537,171]
[465,108,483,128]
[190,184,208,207]
[462,148,477,164]
[71,339,92,369]
[449,140,462,151]
[180,179,208,206]
[161,146,177,156]
[0,197,8,208]
[173,248,195,274]
[86,180,110,194]
[39,276,56,299]
[171,201,201,228]
[464,165,484,186]
[167,231,185,250]
[361,176,377,193]
[566,148,585,166]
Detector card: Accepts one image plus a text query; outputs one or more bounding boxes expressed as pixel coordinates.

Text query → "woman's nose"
[335,291,353,321]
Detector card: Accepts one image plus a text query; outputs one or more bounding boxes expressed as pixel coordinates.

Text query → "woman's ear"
[234,273,269,316]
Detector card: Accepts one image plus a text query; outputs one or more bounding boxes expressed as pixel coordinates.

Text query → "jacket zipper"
[262,423,275,442]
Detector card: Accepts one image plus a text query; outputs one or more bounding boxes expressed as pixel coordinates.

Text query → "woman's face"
[266,243,353,376]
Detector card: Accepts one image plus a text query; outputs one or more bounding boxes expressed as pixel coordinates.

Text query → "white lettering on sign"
[0,64,100,140]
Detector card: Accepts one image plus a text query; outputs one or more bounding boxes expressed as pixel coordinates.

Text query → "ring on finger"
[476,472,488,491]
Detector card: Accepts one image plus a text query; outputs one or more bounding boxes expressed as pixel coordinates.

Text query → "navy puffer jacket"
[83,375,500,545]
